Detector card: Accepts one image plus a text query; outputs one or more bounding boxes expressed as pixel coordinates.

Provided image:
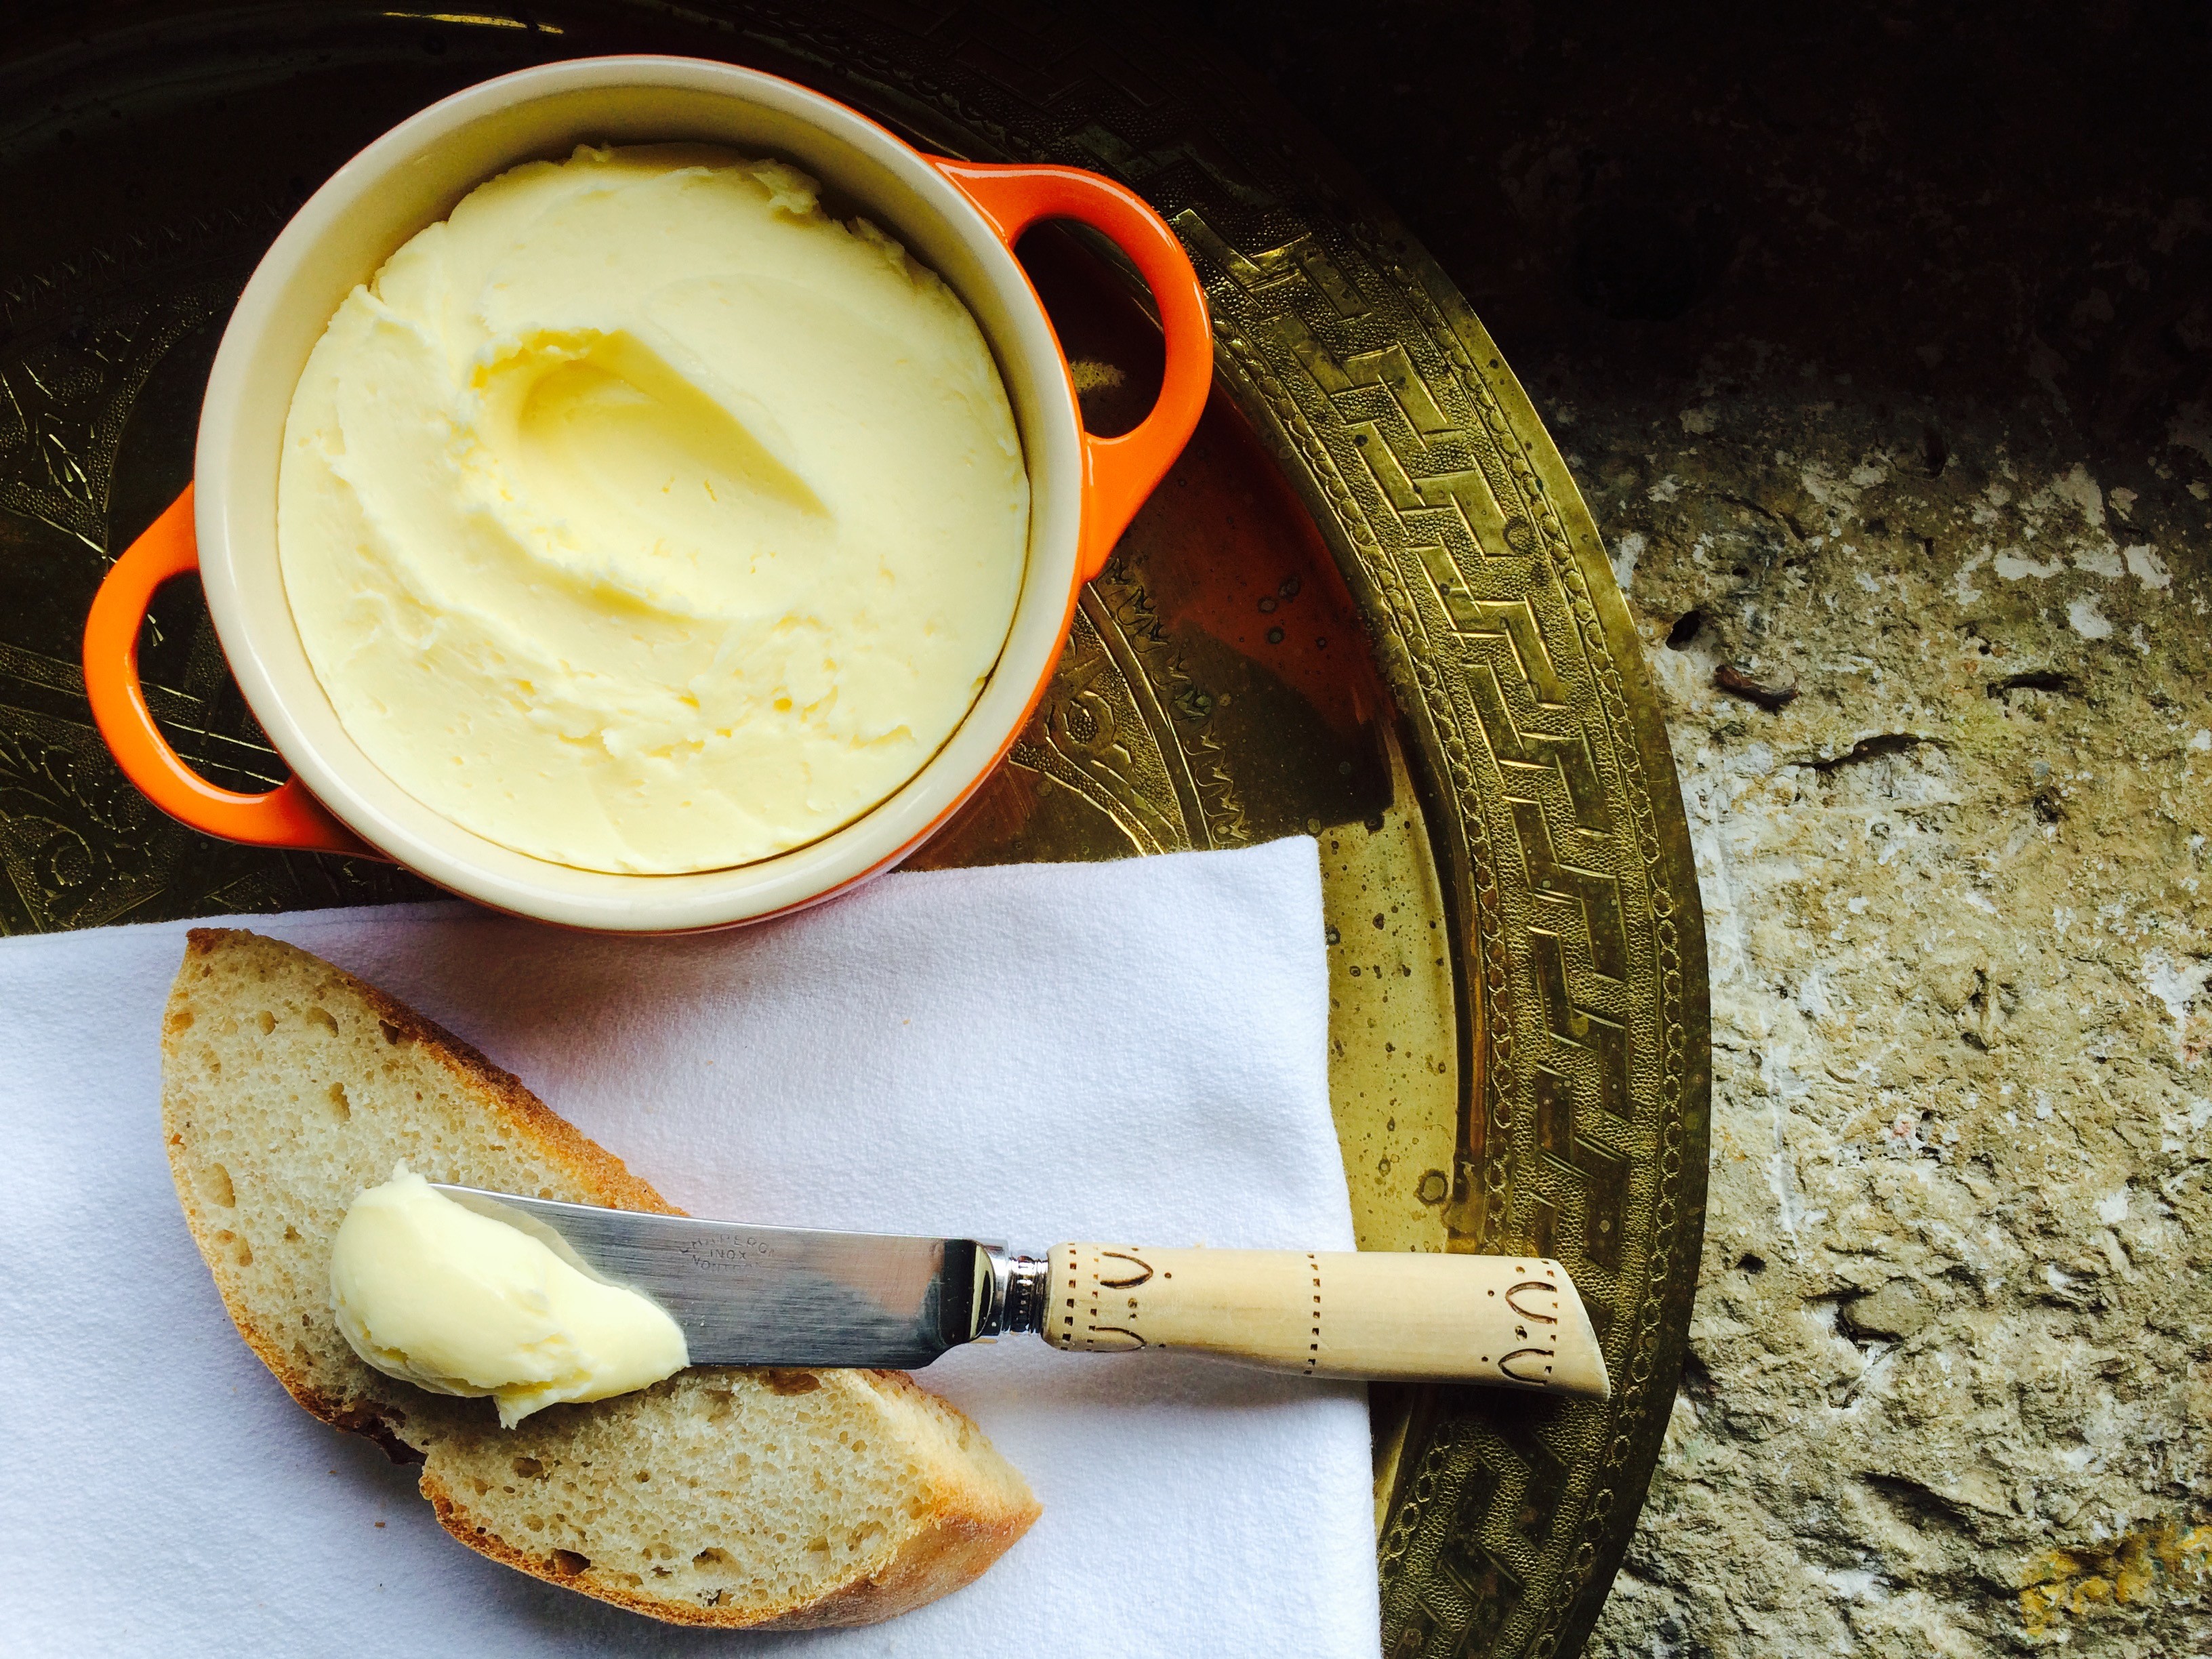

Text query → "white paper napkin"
[0,838,1380,1658]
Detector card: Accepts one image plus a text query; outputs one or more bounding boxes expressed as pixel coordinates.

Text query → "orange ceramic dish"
[82,56,1208,930]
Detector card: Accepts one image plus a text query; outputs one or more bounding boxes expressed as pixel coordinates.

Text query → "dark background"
[1192,0,2212,466]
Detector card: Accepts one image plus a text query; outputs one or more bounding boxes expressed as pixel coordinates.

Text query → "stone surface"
[1201,3,2212,1651]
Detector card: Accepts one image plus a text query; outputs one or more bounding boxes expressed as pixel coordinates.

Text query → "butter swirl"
[278,144,1029,873]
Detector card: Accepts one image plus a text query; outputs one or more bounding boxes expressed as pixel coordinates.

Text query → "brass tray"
[0,6,1708,1655]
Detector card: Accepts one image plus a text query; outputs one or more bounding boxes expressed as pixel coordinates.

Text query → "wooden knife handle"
[1042,1245,1610,1398]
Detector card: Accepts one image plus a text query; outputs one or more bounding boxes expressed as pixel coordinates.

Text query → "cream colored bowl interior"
[194,56,1080,931]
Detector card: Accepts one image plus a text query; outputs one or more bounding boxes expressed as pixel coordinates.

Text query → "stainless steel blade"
[432,1185,998,1369]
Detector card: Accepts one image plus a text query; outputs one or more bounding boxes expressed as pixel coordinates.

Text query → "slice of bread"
[161,927,1038,1627]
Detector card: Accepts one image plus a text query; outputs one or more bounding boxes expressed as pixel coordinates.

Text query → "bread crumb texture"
[160,928,1038,1626]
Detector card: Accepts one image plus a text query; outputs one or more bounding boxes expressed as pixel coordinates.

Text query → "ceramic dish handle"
[933,159,1211,582]
[1041,1244,1612,1397]
[82,487,371,855]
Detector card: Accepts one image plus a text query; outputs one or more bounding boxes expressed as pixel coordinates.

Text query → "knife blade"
[432,1184,1610,1399]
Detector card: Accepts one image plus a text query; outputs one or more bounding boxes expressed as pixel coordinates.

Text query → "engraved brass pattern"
[1010,586,1250,856]
[0,7,1707,1656]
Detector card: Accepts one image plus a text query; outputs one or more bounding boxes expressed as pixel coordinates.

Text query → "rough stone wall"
[1202,2,2212,1650]
[1570,364,2212,1658]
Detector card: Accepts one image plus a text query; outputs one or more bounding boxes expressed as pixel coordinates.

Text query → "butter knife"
[432,1185,1610,1399]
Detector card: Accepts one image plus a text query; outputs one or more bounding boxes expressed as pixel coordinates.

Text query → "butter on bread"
[160,927,1038,1626]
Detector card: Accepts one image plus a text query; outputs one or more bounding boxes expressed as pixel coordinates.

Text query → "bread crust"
[419,1445,1030,1629]
[161,928,1038,1627]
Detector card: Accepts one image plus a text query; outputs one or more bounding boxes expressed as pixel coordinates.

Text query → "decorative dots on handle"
[1305,1251,1321,1375]
[1059,1244,1150,1353]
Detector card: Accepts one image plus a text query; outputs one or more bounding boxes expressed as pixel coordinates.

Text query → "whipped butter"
[278,144,1029,873]
[330,1168,687,1427]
